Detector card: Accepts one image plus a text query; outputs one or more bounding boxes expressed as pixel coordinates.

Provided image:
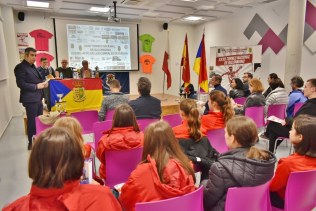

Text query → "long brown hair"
[226,116,271,160]
[180,99,202,140]
[53,116,85,156]
[293,115,316,157]
[142,121,195,183]
[209,90,234,123]
[111,104,140,132]
[29,127,84,188]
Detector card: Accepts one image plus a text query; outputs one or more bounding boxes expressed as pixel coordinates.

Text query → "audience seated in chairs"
[203,116,276,211]
[201,90,234,131]
[173,99,218,184]
[119,121,195,211]
[3,128,121,211]
[96,104,143,180]
[269,115,316,209]
[98,79,129,121]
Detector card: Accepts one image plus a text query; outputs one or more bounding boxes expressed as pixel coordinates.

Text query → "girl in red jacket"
[270,115,316,209]
[96,104,143,179]
[53,116,92,158]
[3,127,122,211]
[201,90,234,131]
[119,121,196,211]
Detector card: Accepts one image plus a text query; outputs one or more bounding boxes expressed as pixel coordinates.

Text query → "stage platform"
[129,93,180,116]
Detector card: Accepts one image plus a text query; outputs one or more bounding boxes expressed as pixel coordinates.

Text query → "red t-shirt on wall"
[35,53,54,67]
[29,29,53,51]
[140,54,156,74]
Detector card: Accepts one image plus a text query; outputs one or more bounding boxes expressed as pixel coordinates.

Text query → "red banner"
[216,54,253,66]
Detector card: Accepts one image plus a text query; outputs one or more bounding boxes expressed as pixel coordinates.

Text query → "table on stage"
[49,78,103,113]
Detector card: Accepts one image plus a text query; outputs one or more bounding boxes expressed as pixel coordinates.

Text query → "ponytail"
[246,146,271,161]
[210,91,234,123]
[222,96,234,123]
[187,107,202,141]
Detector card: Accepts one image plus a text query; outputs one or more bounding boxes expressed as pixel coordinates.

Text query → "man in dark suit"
[14,47,48,150]
[128,77,161,119]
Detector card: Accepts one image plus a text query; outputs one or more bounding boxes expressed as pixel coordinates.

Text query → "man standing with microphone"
[15,47,48,150]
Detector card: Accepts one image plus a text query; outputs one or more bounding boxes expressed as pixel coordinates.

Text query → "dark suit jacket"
[14,60,44,103]
[128,95,161,119]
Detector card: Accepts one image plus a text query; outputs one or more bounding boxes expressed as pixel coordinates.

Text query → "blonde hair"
[180,99,202,140]
[249,78,264,93]
[53,117,85,156]
[209,90,234,123]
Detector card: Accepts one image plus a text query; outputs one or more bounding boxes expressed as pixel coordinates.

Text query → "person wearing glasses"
[55,59,73,79]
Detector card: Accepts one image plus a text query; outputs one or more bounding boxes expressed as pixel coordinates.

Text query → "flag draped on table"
[181,34,190,87]
[193,33,208,92]
[162,51,172,89]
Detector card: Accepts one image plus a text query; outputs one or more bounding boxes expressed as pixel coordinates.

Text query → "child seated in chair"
[269,115,316,209]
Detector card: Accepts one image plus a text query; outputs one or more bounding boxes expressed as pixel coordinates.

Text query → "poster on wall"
[17,33,29,46]
[210,45,262,90]
[18,48,26,62]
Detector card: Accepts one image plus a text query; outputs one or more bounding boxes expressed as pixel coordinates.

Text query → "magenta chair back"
[35,116,52,136]
[135,186,204,211]
[137,118,160,131]
[163,114,182,127]
[245,106,265,128]
[267,104,287,119]
[225,181,271,211]
[293,102,304,116]
[92,120,112,150]
[70,110,98,134]
[206,128,228,153]
[105,109,115,121]
[283,170,316,211]
[234,97,246,105]
[105,147,143,188]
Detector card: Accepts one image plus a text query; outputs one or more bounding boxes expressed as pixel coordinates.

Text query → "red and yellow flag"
[180,34,190,87]
[193,33,208,92]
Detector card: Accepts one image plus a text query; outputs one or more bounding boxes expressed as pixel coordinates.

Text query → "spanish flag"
[193,33,208,92]
[180,34,190,87]
[50,79,103,112]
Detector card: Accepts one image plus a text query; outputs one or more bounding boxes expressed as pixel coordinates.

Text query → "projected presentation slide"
[67,24,131,70]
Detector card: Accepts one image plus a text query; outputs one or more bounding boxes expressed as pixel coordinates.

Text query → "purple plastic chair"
[225,181,271,211]
[92,120,112,150]
[70,110,98,134]
[35,116,52,136]
[245,106,265,128]
[137,118,160,131]
[135,186,204,211]
[163,114,182,127]
[105,147,143,188]
[293,102,304,115]
[206,128,229,153]
[267,104,287,119]
[105,109,115,121]
[234,97,246,105]
[271,170,316,211]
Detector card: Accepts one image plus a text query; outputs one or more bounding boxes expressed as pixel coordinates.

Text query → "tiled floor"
[0,116,293,208]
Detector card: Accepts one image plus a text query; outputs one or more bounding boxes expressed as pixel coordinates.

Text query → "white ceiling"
[0,0,280,23]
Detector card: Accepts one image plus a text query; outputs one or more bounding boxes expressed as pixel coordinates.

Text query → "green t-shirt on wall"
[139,34,155,53]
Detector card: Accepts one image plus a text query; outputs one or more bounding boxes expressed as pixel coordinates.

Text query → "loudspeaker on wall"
[18,12,25,21]
[163,22,168,30]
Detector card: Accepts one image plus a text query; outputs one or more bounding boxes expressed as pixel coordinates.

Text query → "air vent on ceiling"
[120,0,144,6]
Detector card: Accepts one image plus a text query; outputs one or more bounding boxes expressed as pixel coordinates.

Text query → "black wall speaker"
[163,22,168,30]
[18,12,25,21]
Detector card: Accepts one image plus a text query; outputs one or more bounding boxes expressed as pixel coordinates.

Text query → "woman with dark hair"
[270,115,316,209]
[119,121,196,211]
[203,116,276,211]
[263,73,279,97]
[173,99,218,184]
[229,78,245,99]
[201,90,234,131]
[3,127,122,211]
[286,76,307,117]
[96,103,143,179]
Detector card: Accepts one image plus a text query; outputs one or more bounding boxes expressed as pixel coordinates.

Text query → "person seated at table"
[201,90,234,131]
[119,121,196,211]
[55,59,73,79]
[228,78,245,99]
[96,104,143,179]
[98,79,129,121]
[37,57,55,79]
[270,115,316,209]
[80,60,92,78]
[2,127,122,211]
[180,83,196,99]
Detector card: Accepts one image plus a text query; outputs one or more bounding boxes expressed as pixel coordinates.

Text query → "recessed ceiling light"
[181,0,198,2]
[26,1,49,8]
[89,7,110,13]
[183,16,204,21]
